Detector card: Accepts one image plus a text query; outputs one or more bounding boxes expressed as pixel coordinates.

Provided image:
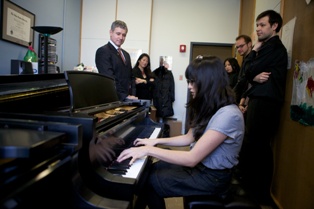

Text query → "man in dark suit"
[95,20,137,101]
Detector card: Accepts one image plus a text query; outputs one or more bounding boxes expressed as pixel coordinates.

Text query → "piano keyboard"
[108,126,161,179]
[122,127,161,179]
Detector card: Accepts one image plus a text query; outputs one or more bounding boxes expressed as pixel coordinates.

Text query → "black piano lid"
[0,73,65,83]
[0,77,66,96]
[63,71,148,133]
[0,129,66,158]
[0,74,70,113]
[0,74,67,96]
[64,71,120,112]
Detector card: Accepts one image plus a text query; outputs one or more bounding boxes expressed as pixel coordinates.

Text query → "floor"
[165,197,184,209]
[164,197,277,209]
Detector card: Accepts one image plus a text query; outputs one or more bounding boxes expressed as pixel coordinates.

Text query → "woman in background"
[224,57,240,89]
[132,53,155,100]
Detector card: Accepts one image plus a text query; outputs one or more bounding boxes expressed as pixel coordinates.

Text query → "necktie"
[118,48,126,64]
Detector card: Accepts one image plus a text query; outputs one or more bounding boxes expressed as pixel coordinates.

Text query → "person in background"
[132,53,155,100]
[117,56,244,209]
[231,35,253,186]
[95,20,137,101]
[224,57,240,89]
[152,57,175,122]
[238,10,288,206]
[234,34,253,110]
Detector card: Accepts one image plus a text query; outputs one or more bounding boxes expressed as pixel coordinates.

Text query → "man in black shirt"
[238,10,288,206]
[234,34,253,106]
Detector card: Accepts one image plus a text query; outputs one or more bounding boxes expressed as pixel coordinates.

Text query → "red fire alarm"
[180,44,186,53]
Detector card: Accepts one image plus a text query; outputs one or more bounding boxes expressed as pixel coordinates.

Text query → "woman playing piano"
[117,55,245,209]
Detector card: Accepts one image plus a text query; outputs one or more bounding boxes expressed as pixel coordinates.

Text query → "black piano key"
[107,168,127,175]
[100,126,159,178]
[137,126,155,138]
[122,126,151,147]
[110,163,130,170]
[113,147,126,156]
[110,159,131,169]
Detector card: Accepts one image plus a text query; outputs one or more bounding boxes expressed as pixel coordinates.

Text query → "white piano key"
[122,157,146,179]
[122,127,161,179]
[149,127,161,139]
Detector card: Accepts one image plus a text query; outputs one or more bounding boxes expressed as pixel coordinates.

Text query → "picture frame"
[1,0,35,47]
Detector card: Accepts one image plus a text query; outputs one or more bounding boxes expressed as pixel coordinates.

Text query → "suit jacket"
[95,42,135,101]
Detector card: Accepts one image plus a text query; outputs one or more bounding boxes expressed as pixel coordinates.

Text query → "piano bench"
[183,194,261,209]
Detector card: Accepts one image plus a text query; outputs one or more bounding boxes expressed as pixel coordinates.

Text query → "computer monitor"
[11,60,34,75]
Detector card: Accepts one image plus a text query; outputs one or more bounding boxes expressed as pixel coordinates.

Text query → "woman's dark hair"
[134,53,152,75]
[224,57,240,74]
[185,56,236,140]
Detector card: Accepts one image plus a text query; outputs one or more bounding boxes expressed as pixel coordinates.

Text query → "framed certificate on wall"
[1,0,35,47]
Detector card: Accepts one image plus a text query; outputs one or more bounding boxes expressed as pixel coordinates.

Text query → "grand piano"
[0,71,163,208]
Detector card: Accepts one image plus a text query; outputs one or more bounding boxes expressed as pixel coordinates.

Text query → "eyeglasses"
[235,44,246,49]
[186,79,195,84]
[195,55,203,60]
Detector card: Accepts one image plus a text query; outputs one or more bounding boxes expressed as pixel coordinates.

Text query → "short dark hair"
[235,34,252,44]
[111,20,128,33]
[256,10,282,33]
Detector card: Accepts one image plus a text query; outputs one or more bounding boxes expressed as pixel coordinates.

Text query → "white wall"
[250,0,281,46]
[81,0,116,68]
[255,0,281,18]
[149,0,240,128]
[81,0,152,68]
[81,0,241,133]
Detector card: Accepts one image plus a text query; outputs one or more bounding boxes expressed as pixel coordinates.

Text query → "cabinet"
[38,34,58,74]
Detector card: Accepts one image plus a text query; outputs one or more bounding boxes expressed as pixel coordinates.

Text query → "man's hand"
[253,41,263,52]
[127,95,138,100]
[239,105,248,114]
[254,72,271,83]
